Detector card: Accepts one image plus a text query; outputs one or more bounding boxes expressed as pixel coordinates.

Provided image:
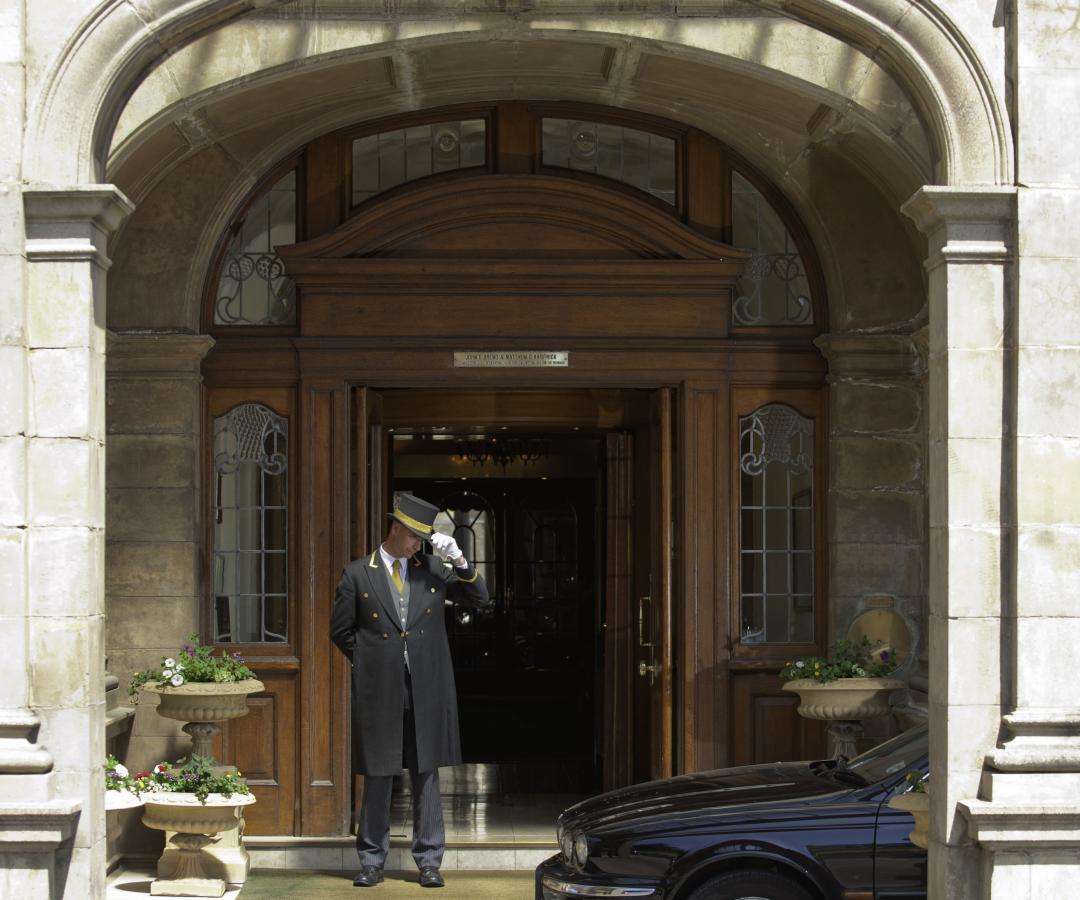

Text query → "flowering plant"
[902,770,929,794]
[779,636,897,683]
[128,633,256,699]
[104,754,250,804]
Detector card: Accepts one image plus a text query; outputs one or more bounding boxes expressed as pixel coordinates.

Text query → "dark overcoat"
[329,549,490,776]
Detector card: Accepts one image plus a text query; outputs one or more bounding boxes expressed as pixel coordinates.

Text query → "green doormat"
[240,869,535,899]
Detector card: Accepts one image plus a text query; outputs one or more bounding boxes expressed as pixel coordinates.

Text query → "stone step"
[244,836,556,872]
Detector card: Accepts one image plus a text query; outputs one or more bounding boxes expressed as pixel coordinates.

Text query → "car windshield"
[844,723,928,785]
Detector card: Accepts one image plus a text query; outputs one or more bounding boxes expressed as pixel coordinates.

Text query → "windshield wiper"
[809,758,869,786]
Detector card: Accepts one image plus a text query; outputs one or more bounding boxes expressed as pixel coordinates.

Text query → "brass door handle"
[638,660,657,683]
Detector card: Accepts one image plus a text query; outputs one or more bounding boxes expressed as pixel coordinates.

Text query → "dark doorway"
[394,433,600,793]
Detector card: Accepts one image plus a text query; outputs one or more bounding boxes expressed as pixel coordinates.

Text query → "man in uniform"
[330,493,490,888]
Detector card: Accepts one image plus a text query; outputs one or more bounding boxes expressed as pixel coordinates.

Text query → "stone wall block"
[1017,257,1080,345]
[60,841,107,899]
[935,262,1006,352]
[1017,3,1080,69]
[106,434,195,487]
[27,259,96,349]
[1018,70,1080,184]
[28,436,102,527]
[932,349,1005,440]
[1017,347,1080,438]
[28,525,101,617]
[106,486,195,542]
[0,62,23,181]
[0,526,25,617]
[1014,616,1080,709]
[1017,436,1080,525]
[929,524,1002,619]
[929,613,1001,707]
[1018,188,1080,258]
[29,346,95,437]
[52,767,104,851]
[829,542,924,598]
[106,378,196,435]
[928,699,1001,844]
[0,252,25,344]
[929,439,1003,528]
[105,595,197,650]
[830,435,922,491]
[0,433,26,525]
[0,182,24,254]
[28,615,104,710]
[832,381,921,434]
[0,614,27,707]
[105,540,196,597]
[928,838,982,898]
[830,490,924,544]
[1016,525,1080,617]
[0,343,26,435]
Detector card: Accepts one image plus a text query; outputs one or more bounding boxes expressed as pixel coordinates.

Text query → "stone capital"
[989,709,1080,772]
[0,801,81,852]
[901,186,1016,270]
[813,332,926,380]
[959,799,1080,850]
[106,331,216,377]
[23,185,135,270]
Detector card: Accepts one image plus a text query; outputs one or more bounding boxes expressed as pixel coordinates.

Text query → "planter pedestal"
[142,679,263,886]
[783,677,905,758]
[143,791,256,897]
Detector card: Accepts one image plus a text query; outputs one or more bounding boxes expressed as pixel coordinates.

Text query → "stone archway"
[7,3,1026,899]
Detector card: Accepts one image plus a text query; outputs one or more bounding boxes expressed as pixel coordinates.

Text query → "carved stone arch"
[29,1,1010,188]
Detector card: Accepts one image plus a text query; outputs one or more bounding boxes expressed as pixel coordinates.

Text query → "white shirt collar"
[378,543,406,574]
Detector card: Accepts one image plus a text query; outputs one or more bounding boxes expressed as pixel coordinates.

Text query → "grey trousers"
[356,675,445,870]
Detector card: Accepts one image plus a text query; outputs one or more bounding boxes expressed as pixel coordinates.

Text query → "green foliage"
[104,754,251,805]
[904,770,929,793]
[779,636,897,683]
[129,633,256,699]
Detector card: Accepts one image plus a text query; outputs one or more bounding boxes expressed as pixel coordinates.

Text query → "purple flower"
[234,654,244,663]
[880,651,890,661]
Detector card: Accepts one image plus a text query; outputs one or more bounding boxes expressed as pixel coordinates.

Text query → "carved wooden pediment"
[276,174,749,339]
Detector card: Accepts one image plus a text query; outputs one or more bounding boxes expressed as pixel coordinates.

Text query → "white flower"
[174,662,184,672]
[154,764,166,774]
[114,763,129,778]
[795,660,805,668]
[164,658,176,668]
[170,674,185,687]
[162,669,173,679]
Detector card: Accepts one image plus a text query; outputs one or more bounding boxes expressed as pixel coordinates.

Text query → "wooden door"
[604,388,674,787]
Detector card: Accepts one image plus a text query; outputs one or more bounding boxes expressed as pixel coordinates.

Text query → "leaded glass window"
[541,118,676,206]
[213,403,288,643]
[214,171,297,326]
[739,403,814,644]
[352,119,486,205]
[731,171,813,326]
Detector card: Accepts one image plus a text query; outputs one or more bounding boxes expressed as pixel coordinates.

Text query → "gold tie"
[391,560,404,592]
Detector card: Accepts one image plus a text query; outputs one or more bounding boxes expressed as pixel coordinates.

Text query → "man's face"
[385,521,422,558]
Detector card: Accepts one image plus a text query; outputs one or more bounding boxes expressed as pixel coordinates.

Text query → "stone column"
[0,187,133,900]
[902,186,1016,900]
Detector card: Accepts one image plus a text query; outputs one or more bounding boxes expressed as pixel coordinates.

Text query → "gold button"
[400,631,406,638]
[382,633,388,640]
[426,608,431,615]
[372,612,379,619]
[430,587,436,593]
[363,592,369,598]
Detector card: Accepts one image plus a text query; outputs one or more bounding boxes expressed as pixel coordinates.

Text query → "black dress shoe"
[353,865,383,887]
[419,866,445,888]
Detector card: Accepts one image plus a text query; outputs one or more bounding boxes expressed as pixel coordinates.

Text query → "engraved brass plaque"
[453,351,569,368]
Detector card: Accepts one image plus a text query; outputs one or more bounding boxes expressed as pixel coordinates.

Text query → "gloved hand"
[429,532,463,563]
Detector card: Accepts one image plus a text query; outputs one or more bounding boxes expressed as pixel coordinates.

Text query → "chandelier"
[456,436,549,469]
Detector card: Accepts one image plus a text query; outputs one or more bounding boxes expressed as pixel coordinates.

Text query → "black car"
[536,724,928,900]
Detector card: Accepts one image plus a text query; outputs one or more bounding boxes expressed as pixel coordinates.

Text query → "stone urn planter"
[888,790,929,849]
[142,793,257,898]
[782,677,905,758]
[105,789,144,811]
[143,680,264,755]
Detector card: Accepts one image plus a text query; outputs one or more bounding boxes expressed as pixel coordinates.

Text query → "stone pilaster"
[902,185,1016,900]
[0,186,134,900]
[104,332,214,860]
[814,332,927,743]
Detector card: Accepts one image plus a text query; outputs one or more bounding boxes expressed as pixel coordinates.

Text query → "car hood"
[560,762,857,836]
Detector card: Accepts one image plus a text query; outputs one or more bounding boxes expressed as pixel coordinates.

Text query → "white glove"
[429,532,462,563]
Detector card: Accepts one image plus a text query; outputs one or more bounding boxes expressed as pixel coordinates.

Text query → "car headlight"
[558,825,573,861]
[573,832,589,868]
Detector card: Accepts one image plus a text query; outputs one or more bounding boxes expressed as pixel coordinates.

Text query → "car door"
[873,784,928,899]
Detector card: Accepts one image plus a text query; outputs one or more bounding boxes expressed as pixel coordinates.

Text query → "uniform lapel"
[367,549,400,625]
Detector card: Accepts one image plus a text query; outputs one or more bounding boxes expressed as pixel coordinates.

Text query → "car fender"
[669,842,833,900]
